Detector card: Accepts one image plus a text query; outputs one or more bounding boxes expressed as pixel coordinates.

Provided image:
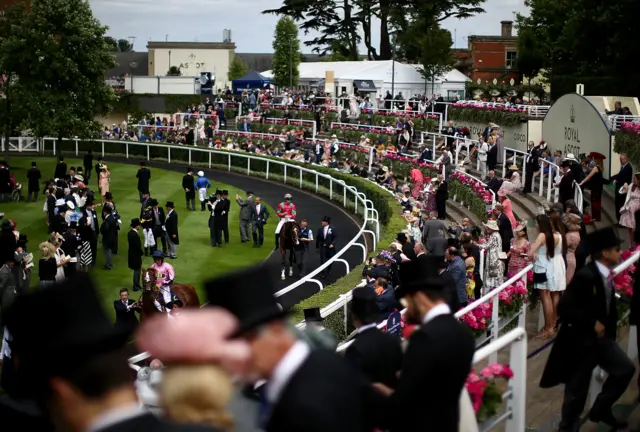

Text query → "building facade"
[147,41,236,89]
[466,21,521,84]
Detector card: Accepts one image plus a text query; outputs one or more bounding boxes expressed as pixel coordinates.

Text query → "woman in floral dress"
[565,213,582,284]
[482,219,504,290]
[507,223,530,277]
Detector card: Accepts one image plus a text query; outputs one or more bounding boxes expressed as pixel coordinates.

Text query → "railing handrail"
[604,114,640,131]
[453,100,550,117]
[37,137,378,304]
[330,122,400,131]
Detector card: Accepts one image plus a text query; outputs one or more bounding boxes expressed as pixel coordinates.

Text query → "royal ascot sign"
[542,93,612,178]
[178,53,206,70]
[450,120,528,152]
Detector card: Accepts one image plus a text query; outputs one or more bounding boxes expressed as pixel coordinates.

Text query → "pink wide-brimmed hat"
[136,308,251,375]
[497,188,508,197]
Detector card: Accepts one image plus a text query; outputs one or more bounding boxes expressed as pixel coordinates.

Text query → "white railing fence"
[605,114,640,131]
[264,117,317,140]
[420,131,481,169]
[0,137,38,152]
[503,147,566,206]
[34,137,380,300]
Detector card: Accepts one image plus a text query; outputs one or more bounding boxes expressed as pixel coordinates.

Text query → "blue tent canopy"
[232,71,271,94]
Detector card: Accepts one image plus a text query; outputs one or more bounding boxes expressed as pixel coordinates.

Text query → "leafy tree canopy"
[104,36,133,52]
[228,56,248,81]
[0,0,117,144]
[271,16,301,88]
[167,66,182,76]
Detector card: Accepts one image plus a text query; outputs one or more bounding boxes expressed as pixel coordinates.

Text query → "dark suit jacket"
[427,237,448,258]
[422,218,445,243]
[113,299,139,333]
[99,412,218,431]
[62,230,78,257]
[136,168,151,194]
[316,226,337,250]
[400,241,416,260]
[0,396,53,432]
[150,206,166,227]
[613,163,633,191]
[81,208,100,240]
[344,326,403,389]
[127,229,143,269]
[182,174,195,196]
[497,213,513,253]
[250,203,269,224]
[164,210,179,244]
[376,314,475,432]
[54,161,67,179]
[266,349,366,432]
[486,177,503,195]
[558,170,575,203]
[440,270,462,311]
[540,262,618,388]
[436,181,448,202]
[83,153,93,170]
[26,168,41,191]
[100,214,118,249]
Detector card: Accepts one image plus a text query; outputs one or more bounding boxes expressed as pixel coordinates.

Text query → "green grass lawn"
[2,156,274,320]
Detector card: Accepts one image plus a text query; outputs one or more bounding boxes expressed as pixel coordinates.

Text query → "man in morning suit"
[205,265,366,432]
[558,160,576,205]
[612,153,633,224]
[540,227,635,431]
[164,201,179,259]
[236,190,254,243]
[26,161,41,202]
[113,287,140,334]
[100,206,118,270]
[371,260,475,432]
[136,161,151,203]
[182,167,196,211]
[422,211,446,244]
[344,287,403,389]
[3,274,215,432]
[316,216,337,279]
[221,190,231,244]
[250,196,269,247]
[83,149,93,185]
[149,199,167,253]
[128,218,143,291]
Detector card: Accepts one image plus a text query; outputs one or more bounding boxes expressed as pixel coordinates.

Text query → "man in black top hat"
[26,161,41,202]
[396,232,416,260]
[316,216,337,279]
[371,260,475,432]
[83,150,93,185]
[182,167,196,211]
[205,265,366,432]
[164,201,179,259]
[558,160,576,205]
[2,274,213,432]
[209,190,224,247]
[149,199,167,254]
[221,190,231,244]
[136,160,151,203]
[128,218,143,291]
[540,227,635,431]
[301,307,337,350]
[344,287,403,389]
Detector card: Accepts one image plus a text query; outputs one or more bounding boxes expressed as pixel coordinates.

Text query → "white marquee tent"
[261,60,470,98]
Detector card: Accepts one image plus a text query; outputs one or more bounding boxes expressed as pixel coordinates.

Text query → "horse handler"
[294,219,314,277]
[149,250,176,313]
[274,193,297,250]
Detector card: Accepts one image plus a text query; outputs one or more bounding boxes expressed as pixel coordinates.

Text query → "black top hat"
[139,161,146,166]
[222,190,229,195]
[69,221,78,228]
[165,201,175,208]
[398,260,445,296]
[1,220,12,231]
[586,227,622,255]
[17,233,27,244]
[303,307,323,323]
[396,232,407,242]
[150,198,158,206]
[205,265,287,334]
[215,189,222,195]
[246,190,254,195]
[351,287,379,323]
[187,167,193,172]
[4,274,130,392]
[130,218,141,227]
[322,216,331,223]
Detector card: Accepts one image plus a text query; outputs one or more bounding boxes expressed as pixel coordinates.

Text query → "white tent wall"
[261,60,467,98]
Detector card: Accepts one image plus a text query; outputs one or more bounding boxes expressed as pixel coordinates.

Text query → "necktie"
[257,386,270,427]
[605,273,614,311]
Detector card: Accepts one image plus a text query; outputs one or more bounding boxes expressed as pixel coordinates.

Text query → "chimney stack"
[501,21,513,37]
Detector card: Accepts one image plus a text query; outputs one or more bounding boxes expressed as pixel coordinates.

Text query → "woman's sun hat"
[483,220,500,231]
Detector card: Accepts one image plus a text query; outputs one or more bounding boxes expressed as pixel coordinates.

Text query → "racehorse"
[138,268,201,320]
[279,221,300,280]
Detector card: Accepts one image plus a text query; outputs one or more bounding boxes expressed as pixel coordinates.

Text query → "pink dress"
[502,199,517,228]
[410,169,424,199]
[507,240,530,277]
[620,188,640,229]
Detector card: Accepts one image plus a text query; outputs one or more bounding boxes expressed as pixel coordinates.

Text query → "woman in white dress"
[528,214,566,339]
[49,233,70,282]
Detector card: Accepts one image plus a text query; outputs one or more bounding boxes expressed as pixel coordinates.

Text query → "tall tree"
[516,26,544,82]
[228,56,248,81]
[117,38,133,52]
[104,36,118,51]
[4,0,117,145]
[271,16,301,88]
[413,24,455,95]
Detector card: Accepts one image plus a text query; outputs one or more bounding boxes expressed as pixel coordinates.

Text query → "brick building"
[465,21,521,84]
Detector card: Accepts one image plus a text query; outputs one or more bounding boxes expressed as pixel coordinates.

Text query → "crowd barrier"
[5,137,381,302]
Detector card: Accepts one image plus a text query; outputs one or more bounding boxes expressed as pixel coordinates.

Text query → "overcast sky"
[91,0,529,53]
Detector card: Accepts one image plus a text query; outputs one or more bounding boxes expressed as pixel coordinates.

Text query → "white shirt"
[266,341,310,404]
[595,260,613,310]
[86,403,146,432]
[323,225,329,237]
[256,204,261,214]
[422,303,451,325]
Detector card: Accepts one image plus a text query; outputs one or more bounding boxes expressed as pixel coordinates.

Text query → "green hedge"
[448,106,526,127]
[613,129,640,167]
[328,127,395,145]
[356,113,438,133]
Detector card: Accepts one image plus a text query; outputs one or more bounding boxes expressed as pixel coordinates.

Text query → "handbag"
[533,272,548,283]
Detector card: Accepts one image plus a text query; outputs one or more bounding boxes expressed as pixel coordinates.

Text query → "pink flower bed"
[466,363,514,421]
[331,124,396,135]
[614,246,640,301]
[450,172,493,205]
[619,122,640,135]
[452,102,526,114]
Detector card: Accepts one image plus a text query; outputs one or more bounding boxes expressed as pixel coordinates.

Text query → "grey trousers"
[103,245,113,268]
[166,233,177,258]
[239,219,251,242]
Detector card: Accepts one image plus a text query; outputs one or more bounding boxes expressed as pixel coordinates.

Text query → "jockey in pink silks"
[149,250,177,313]
[274,193,297,250]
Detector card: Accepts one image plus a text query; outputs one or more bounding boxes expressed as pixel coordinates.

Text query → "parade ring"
[4,156,362,312]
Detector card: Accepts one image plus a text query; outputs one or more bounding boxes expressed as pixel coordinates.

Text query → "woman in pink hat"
[497,188,516,228]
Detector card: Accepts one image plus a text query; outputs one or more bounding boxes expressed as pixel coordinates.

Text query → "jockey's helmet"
[284,193,292,200]
[152,250,164,260]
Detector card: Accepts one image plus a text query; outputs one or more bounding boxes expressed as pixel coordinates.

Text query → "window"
[447,90,465,100]
[506,51,517,69]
